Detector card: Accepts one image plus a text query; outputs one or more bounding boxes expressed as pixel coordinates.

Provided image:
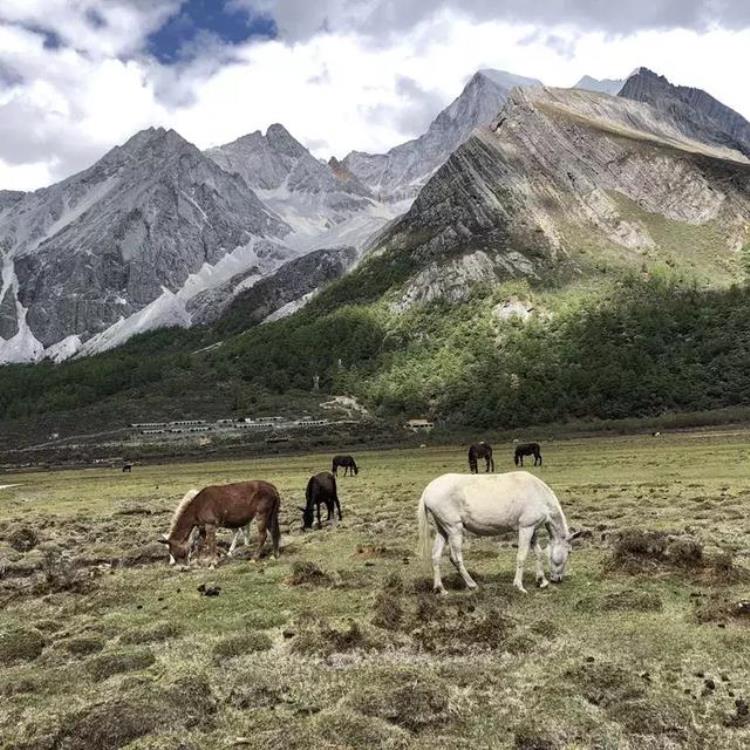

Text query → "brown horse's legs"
[254,516,268,561]
[205,524,218,565]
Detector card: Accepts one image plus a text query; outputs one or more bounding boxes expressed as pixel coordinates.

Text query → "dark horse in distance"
[300,471,342,529]
[332,455,358,476]
[468,442,494,473]
[514,442,543,467]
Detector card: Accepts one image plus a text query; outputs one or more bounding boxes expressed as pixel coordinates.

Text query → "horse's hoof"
[514,584,528,594]
[434,587,448,596]
[537,578,549,589]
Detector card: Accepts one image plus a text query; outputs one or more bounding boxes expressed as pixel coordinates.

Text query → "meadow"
[1,432,750,749]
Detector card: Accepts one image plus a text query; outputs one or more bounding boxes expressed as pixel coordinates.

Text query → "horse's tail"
[416,490,433,567]
[270,487,282,556]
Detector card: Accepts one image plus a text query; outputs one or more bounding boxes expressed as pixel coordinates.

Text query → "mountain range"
[0,66,748,367]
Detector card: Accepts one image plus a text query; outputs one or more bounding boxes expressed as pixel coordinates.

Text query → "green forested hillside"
[2,267,750,437]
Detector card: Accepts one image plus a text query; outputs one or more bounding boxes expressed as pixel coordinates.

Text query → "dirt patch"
[8,526,38,552]
[343,666,452,732]
[65,636,106,656]
[607,696,690,737]
[55,699,162,750]
[288,561,331,586]
[85,648,155,681]
[119,542,168,568]
[120,621,182,644]
[38,548,93,594]
[372,577,404,631]
[693,593,750,625]
[0,627,45,664]
[213,632,272,660]
[605,529,706,575]
[514,729,559,750]
[564,661,645,707]
[290,618,394,658]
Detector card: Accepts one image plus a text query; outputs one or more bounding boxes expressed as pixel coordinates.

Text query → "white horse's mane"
[167,488,200,537]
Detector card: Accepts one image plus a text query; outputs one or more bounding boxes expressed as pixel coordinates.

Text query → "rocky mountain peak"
[619,67,750,158]
[341,68,542,202]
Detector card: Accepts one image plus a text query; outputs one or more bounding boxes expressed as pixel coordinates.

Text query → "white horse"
[417,471,582,594]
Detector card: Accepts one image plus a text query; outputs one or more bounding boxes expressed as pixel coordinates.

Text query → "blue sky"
[147,1,277,62]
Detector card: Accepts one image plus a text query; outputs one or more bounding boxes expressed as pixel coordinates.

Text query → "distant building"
[405,418,434,433]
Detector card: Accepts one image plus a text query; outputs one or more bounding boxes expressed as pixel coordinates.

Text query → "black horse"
[300,471,342,529]
[468,442,494,474]
[332,455,358,476]
[514,442,542,467]
[122,463,133,473]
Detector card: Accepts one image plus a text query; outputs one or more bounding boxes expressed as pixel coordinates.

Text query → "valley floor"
[1,433,750,748]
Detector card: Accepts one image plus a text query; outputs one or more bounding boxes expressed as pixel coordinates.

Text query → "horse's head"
[157,535,190,564]
[353,465,359,476]
[548,529,585,582]
[299,505,315,530]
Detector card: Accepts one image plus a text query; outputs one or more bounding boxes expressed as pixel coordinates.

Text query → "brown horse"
[468,442,494,473]
[158,481,281,564]
[300,471,342,529]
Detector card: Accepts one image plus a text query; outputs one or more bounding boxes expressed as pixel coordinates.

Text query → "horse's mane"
[168,488,200,537]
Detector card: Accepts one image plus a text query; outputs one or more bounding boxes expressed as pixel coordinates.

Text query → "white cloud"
[0,2,749,191]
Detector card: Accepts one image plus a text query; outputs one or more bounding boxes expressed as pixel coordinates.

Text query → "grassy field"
[2,433,750,749]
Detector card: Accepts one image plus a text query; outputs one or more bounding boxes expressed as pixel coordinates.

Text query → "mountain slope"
[206,124,402,253]
[347,87,750,310]
[619,67,750,158]
[575,75,624,95]
[0,128,292,363]
[341,69,543,202]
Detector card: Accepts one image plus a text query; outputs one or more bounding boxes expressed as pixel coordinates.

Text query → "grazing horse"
[158,481,281,565]
[332,455,358,476]
[514,442,542,467]
[299,471,342,529]
[122,463,133,473]
[417,471,583,594]
[468,442,494,474]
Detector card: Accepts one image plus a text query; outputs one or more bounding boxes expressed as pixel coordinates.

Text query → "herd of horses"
[157,442,574,593]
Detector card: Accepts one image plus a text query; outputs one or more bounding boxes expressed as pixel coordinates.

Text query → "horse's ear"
[568,529,586,542]
[157,538,169,545]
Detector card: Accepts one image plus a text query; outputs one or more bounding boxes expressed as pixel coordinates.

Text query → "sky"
[0,0,749,191]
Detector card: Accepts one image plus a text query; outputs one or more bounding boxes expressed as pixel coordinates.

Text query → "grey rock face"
[342,69,543,201]
[206,124,376,237]
[1,127,290,348]
[619,67,750,158]
[0,287,18,339]
[369,87,750,309]
[574,76,624,96]
[194,246,357,328]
